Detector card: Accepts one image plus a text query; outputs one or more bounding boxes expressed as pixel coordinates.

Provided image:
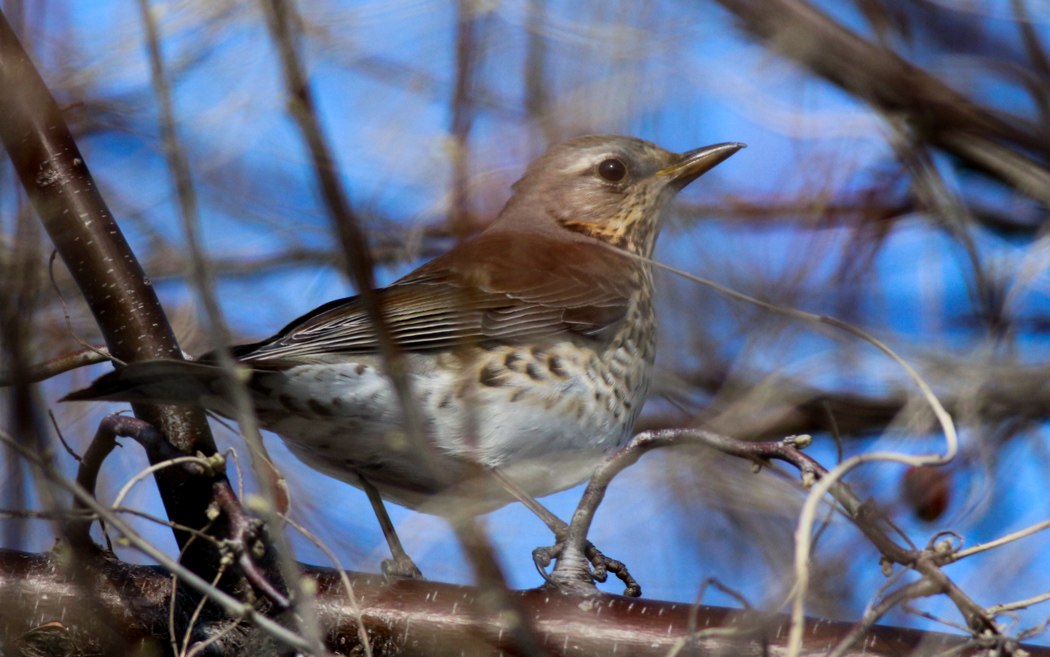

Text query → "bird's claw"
[381,555,424,580]
[584,543,640,597]
[533,540,640,597]
[532,545,557,584]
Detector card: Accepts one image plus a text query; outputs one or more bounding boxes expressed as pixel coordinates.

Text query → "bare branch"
[713,0,1050,204]
[0,7,225,570]
[4,546,1043,657]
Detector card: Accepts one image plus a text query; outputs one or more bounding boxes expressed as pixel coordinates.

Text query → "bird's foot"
[533,539,640,597]
[584,542,641,597]
[381,554,424,580]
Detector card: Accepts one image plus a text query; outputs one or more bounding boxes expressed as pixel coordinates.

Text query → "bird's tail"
[62,360,230,405]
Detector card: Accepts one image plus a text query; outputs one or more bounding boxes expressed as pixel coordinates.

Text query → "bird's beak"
[657,142,746,189]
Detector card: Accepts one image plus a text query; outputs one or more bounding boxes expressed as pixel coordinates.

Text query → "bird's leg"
[488,467,567,533]
[486,468,571,586]
[488,466,640,597]
[360,477,423,579]
[544,433,684,598]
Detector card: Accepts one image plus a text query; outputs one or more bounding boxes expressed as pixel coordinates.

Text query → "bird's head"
[497,135,744,257]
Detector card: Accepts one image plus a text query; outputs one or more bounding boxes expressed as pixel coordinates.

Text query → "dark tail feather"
[62,360,226,405]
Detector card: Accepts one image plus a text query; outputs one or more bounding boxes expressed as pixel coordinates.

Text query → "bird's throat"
[559,219,632,250]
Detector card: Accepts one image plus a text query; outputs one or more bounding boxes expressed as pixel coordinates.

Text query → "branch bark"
[1,548,1034,657]
[0,7,225,578]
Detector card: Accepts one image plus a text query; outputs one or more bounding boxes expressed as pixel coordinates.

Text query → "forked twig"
[0,428,314,653]
[0,346,113,387]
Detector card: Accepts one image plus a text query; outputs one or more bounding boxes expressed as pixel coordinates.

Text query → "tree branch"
[0,6,226,579]
[2,548,1036,657]
[712,0,1050,204]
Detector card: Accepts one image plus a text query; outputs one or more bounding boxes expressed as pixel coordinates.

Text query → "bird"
[66,134,744,578]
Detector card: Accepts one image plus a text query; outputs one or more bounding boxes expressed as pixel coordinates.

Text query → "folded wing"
[233,232,640,364]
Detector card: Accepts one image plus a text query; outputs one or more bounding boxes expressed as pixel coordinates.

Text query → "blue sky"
[10,0,1050,643]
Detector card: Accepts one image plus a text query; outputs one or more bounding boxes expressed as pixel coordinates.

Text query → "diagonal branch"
[259,0,433,473]
[712,0,1050,204]
[0,7,226,574]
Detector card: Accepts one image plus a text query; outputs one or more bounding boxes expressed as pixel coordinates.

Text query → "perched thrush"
[67,135,743,575]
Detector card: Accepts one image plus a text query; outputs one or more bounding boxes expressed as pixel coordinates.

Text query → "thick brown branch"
[0,548,1034,657]
[0,7,225,576]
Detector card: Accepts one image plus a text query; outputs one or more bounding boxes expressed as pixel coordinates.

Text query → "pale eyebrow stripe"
[557,152,619,175]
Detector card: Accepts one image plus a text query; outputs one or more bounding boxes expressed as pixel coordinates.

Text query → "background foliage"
[3,0,1050,645]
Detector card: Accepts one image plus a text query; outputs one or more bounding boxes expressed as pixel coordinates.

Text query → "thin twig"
[826,578,942,657]
[184,617,243,657]
[46,251,123,370]
[284,515,373,657]
[258,0,433,478]
[989,591,1050,616]
[179,556,232,657]
[137,2,326,649]
[0,345,112,387]
[0,429,314,653]
[598,242,973,653]
[111,456,221,512]
[211,483,290,609]
[952,518,1050,561]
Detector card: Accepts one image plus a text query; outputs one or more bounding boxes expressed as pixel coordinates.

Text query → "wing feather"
[234,232,641,364]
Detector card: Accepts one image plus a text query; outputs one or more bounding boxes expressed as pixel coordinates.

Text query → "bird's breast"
[245,295,655,511]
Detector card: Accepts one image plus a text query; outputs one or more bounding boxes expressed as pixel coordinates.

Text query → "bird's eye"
[597,158,627,182]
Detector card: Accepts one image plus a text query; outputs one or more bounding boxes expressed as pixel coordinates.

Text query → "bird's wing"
[233,232,639,364]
